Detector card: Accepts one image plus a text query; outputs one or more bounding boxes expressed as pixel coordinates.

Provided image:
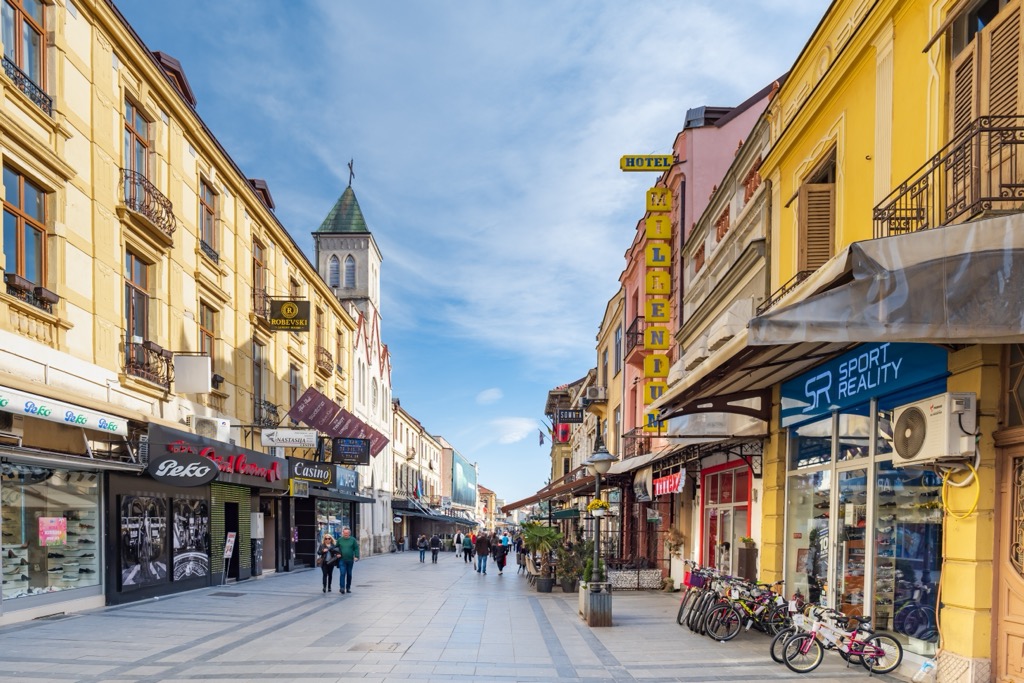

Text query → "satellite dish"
[893,406,927,460]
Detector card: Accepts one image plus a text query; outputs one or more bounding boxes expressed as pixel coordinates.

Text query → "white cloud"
[489,418,540,445]
[476,388,504,405]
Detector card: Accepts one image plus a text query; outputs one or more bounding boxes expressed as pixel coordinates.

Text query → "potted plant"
[521,523,562,593]
[555,545,583,593]
[587,498,610,517]
[740,535,756,548]
[664,526,685,556]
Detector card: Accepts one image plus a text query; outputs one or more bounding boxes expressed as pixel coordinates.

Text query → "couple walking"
[416,534,442,563]
[316,527,360,594]
[473,532,507,575]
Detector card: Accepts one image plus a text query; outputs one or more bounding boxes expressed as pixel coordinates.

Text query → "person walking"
[493,541,508,575]
[429,533,441,563]
[462,533,473,563]
[501,532,511,550]
[317,534,341,592]
[335,526,359,594]
[454,531,464,558]
[475,533,491,574]
[417,534,427,563]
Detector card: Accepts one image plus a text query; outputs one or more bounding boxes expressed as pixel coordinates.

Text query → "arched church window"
[328,255,340,288]
[344,255,356,289]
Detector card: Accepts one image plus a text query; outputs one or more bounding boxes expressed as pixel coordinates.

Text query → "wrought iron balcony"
[622,427,652,459]
[756,270,814,315]
[874,116,1024,238]
[625,315,645,356]
[2,56,51,116]
[253,288,271,319]
[125,339,173,390]
[122,169,176,239]
[4,273,57,314]
[315,345,333,375]
[253,399,280,428]
[199,240,219,264]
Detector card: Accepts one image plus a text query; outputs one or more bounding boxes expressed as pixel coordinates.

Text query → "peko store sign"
[147,452,219,487]
[780,343,948,427]
[0,385,128,436]
[147,424,288,490]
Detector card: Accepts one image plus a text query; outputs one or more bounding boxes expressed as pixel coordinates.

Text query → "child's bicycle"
[782,607,903,675]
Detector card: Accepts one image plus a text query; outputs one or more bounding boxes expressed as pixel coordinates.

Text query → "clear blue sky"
[117,1,823,503]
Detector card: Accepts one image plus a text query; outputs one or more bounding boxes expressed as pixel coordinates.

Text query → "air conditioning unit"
[585,386,607,401]
[891,392,976,466]
[185,415,232,443]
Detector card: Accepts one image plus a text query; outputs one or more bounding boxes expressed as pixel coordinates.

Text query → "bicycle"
[704,579,788,642]
[783,608,903,674]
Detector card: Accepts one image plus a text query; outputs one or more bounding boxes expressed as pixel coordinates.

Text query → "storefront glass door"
[835,466,868,616]
[785,469,831,604]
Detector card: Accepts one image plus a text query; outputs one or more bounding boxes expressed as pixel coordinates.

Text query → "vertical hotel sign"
[643,186,671,432]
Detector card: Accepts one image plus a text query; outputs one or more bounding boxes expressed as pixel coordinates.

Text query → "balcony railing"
[125,339,173,390]
[316,345,333,375]
[756,270,814,315]
[874,116,1024,238]
[2,56,51,116]
[622,427,652,459]
[199,240,220,264]
[4,273,58,314]
[122,169,176,239]
[625,315,645,356]
[253,288,271,319]
[253,400,280,428]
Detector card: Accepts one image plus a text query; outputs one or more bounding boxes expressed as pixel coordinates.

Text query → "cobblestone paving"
[0,551,905,682]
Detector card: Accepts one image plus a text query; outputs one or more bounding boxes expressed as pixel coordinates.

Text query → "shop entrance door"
[702,466,750,575]
[996,445,1024,681]
[832,466,869,617]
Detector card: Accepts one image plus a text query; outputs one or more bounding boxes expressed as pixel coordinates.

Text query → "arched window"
[328,255,340,288]
[344,255,356,289]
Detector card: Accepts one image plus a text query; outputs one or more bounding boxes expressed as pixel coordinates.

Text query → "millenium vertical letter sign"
[643,187,672,433]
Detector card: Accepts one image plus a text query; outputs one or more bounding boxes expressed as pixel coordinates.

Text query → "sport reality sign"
[286,388,389,456]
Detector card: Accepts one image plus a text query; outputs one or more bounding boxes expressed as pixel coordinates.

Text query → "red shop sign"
[653,471,685,497]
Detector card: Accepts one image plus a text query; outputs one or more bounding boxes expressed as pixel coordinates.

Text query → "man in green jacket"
[336,526,360,594]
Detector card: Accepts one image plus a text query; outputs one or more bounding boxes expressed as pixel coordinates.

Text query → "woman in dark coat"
[493,542,508,575]
[317,534,341,592]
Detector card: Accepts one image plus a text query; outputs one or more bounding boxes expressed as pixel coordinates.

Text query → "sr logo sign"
[147,452,220,487]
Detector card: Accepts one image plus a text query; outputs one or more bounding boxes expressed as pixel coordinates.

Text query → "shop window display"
[316,500,352,543]
[1,465,101,601]
[119,495,168,587]
[785,469,831,605]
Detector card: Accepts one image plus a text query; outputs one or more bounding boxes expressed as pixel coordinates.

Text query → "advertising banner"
[39,517,67,546]
[147,424,288,490]
[0,385,128,436]
[653,470,685,497]
[286,389,389,456]
[451,451,477,508]
[288,457,334,486]
[268,300,310,332]
[260,429,318,448]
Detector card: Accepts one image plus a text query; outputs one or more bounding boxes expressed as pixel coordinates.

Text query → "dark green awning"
[551,508,580,520]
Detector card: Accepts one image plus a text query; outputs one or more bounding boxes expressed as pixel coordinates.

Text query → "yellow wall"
[0,1,356,432]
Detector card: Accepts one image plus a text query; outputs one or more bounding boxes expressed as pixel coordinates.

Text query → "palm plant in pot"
[555,540,591,593]
[521,522,562,592]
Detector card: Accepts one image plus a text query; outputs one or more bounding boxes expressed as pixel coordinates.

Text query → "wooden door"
[996,445,1024,682]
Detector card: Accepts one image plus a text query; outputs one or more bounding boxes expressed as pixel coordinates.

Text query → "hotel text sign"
[620,155,675,172]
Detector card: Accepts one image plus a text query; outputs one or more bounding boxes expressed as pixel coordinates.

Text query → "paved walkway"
[0,551,905,682]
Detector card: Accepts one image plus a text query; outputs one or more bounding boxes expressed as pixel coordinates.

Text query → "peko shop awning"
[749,214,1024,346]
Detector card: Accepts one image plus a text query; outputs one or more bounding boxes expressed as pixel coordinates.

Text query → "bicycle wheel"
[783,633,825,674]
[762,604,790,635]
[704,604,743,642]
[862,633,903,674]
[769,626,795,664]
[689,592,715,632]
[676,589,696,625]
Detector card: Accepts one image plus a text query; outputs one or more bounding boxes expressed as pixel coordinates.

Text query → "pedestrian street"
[0,551,904,683]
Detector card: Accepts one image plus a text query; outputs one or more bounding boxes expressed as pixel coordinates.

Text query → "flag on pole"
[538,429,546,446]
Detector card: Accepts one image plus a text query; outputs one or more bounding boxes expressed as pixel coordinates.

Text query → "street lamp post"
[585,429,618,592]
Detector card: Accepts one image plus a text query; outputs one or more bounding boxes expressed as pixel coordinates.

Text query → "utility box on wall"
[737,546,757,581]
[251,512,265,539]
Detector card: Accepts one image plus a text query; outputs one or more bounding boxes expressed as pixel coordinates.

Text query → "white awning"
[749,215,1024,345]
[0,385,129,437]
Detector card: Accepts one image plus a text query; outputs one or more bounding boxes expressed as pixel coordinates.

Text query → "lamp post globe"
[584,431,618,588]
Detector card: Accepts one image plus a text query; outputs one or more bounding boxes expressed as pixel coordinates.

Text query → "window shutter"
[797,183,835,271]
[980,0,1024,117]
[951,42,979,138]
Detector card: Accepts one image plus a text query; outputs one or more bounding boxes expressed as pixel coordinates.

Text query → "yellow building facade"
[0,0,356,622]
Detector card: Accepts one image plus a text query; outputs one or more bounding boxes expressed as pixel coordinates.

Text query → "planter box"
[578,582,588,617]
[669,555,686,589]
[585,582,613,627]
[608,568,663,590]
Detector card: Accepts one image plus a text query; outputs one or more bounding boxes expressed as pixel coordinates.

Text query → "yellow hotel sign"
[620,155,675,171]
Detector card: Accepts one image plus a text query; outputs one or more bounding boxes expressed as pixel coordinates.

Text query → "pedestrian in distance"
[501,532,510,550]
[493,542,507,575]
[417,534,427,562]
[454,531,464,558]
[475,532,491,574]
[317,534,341,592]
[335,526,359,594]
[462,533,473,563]
[429,533,441,563]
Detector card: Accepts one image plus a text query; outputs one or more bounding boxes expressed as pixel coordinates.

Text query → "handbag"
[316,554,323,567]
